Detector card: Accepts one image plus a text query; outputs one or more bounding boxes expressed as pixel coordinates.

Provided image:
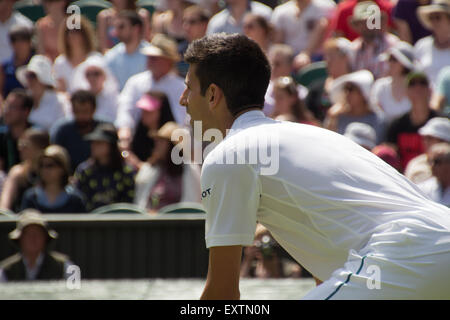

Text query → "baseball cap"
[84,123,118,144]
[418,117,450,142]
[136,94,162,112]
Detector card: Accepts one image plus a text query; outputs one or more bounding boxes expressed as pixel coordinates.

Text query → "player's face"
[180,64,212,132]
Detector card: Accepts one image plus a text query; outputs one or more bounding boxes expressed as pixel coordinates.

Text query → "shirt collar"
[230,109,266,132]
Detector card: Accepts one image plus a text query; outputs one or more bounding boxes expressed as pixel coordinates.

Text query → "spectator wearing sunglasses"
[385,72,441,171]
[415,0,450,90]
[417,142,450,207]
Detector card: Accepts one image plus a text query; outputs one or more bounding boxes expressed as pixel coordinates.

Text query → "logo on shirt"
[201,188,211,199]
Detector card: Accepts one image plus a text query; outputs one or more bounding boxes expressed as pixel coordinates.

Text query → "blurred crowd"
[0,0,449,280]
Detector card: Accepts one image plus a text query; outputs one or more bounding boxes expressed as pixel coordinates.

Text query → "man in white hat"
[415,0,450,90]
[115,33,187,154]
[0,209,74,281]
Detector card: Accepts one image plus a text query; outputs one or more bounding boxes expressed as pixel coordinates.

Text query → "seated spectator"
[243,13,274,54]
[417,142,450,207]
[72,55,119,123]
[73,123,136,211]
[97,0,151,54]
[0,25,34,99]
[104,10,150,91]
[271,0,335,71]
[306,37,353,121]
[51,90,105,172]
[271,76,319,126]
[405,117,450,184]
[0,209,74,281]
[371,41,414,124]
[0,0,33,65]
[54,16,100,93]
[344,122,377,150]
[415,0,450,90]
[152,0,191,43]
[328,0,394,41]
[264,44,308,117]
[385,72,440,171]
[325,70,386,143]
[392,0,431,45]
[431,66,450,117]
[116,34,187,149]
[0,89,32,173]
[0,128,49,212]
[207,0,272,35]
[372,144,402,172]
[16,55,70,131]
[36,0,68,62]
[349,1,399,79]
[125,91,175,169]
[134,121,201,211]
[20,145,86,213]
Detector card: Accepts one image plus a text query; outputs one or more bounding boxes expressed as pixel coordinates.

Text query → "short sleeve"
[201,161,260,248]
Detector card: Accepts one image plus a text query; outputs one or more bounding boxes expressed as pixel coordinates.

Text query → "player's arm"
[200,245,243,300]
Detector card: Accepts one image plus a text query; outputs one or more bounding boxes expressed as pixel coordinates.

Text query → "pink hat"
[136,94,161,112]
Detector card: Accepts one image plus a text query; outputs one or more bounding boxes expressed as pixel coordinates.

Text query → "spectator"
[16,55,70,131]
[152,0,192,43]
[134,121,201,211]
[0,128,49,213]
[372,144,402,172]
[126,91,175,169]
[415,0,450,90]
[349,1,399,79]
[72,55,119,123]
[392,0,431,45]
[417,142,450,207]
[54,16,100,93]
[0,209,74,281]
[325,70,386,143]
[207,0,272,35]
[104,10,150,91]
[271,0,335,71]
[36,0,68,62]
[20,145,86,213]
[116,33,187,151]
[431,66,450,117]
[385,72,440,171]
[0,25,34,99]
[51,90,104,172]
[271,76,319,126]
[243,13,274,54]
[0,89,32,173]
[0,0,33,64]
[344,122,377,150]
[97,0,151,54]
[404,117,450,183]
[263,44,308,117]
[73,123,136,211]
[328,0,394,41]
[371,41,414,125]
[305,37,353,121]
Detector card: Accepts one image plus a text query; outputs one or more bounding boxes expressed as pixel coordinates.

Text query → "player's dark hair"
[184,33,271,116]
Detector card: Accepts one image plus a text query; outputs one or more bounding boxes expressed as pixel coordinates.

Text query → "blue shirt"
[105,40,150,91]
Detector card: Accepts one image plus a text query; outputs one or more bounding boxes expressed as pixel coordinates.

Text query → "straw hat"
[9,209,58,244]
[417,0,450,30]
[16,55,56,87]
[141,33,181,62]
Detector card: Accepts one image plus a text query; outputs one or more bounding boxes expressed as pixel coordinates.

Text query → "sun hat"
[380,41,416,71]
[344,122,377,149]
[140,33,181,62]
[418,117,450,142]
[9,209,58,244]
[16,55,56,87]
[39,145,72,175]
[84,123,118,144]
[417,0,450,30]
[136,94,162,112]
[330,70,374,104]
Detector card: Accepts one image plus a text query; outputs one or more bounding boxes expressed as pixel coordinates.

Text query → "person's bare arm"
[200,245,242,300]
[97,9,110,54]
[0,166,21,209]
[393,19,412,44]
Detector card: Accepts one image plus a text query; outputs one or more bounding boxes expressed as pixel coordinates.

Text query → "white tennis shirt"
[201,110,450,281]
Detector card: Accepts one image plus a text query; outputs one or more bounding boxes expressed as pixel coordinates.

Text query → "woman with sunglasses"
[20,145,86,213]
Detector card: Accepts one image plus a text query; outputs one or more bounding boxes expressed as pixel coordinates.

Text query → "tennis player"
[179,33,450,300]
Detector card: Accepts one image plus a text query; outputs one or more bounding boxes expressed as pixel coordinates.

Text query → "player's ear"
[207,83,223,110]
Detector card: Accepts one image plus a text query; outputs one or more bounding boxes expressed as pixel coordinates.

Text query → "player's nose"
[179,88,188,107]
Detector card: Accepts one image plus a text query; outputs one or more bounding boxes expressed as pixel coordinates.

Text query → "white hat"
[344,122,377,149]
[330,70,374,104]
[380,41,416,71]
[16,55,56,87]
[418,117,450,142]
[417,0,450,30]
